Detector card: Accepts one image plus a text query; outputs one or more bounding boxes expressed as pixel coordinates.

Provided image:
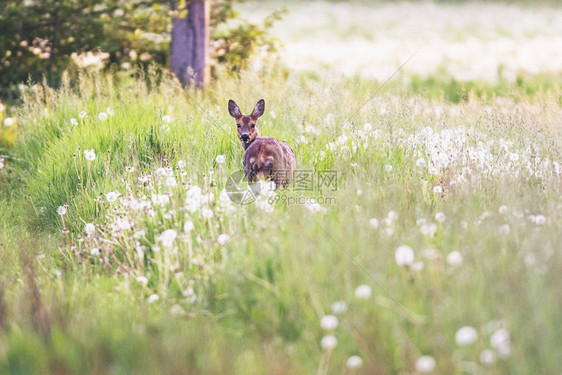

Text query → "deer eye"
[251,124,255,128]
[237,124,241,128]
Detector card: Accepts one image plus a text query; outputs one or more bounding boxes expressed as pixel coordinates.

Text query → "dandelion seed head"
[84,149,96,161]
[435,212,446,222]
[84,223,95,236]
[395,245,415,266]
[3,117,14,127]
[480,349,496,365]
[331,301,347,315]
[217,233,230,245]
[346,355,363,369]
[320,335,337,350]
[369,218,379,229]
[136,276,148,285]
[354,284,372,299]
[320,315,338,330]
[455,326,478,346]
[447,251,463,267]
[415,356,436,373]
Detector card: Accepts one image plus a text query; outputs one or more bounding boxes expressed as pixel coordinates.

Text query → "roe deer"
[228,99,296,187]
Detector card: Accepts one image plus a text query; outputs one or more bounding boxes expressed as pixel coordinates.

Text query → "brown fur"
[228,99,296,187]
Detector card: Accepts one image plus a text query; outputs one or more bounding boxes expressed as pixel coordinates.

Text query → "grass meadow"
[1,2,562,375]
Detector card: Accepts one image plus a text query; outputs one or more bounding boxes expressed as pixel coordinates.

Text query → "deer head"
[228,99,265,150]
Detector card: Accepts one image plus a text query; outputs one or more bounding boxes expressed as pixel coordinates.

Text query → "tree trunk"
[170,0,210,87]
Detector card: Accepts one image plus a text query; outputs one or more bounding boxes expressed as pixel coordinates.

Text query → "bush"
[0,0,284,100]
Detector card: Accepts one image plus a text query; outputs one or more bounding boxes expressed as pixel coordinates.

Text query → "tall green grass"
[0,67,561,374]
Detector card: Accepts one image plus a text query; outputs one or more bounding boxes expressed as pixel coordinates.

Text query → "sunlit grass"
[0,65,561,374]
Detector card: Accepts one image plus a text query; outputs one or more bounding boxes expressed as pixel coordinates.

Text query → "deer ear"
[228,100,242,118]
[251,99,265,119]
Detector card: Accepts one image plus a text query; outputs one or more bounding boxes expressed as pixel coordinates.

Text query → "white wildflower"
[385,164,393,172]
[84,223,95,236]
[201,207,213,219]
[415,356,436,373]
[158,229,177,248]
[217,233,230,245]
[3,117,14,127]
[534,215,546,225]
[165,176,177,187]
[395,245,415,266]
[320,335,337,350]
[331,301,347,315]
[84,149,96,161]
[147,294,160,304]
[136,276,148,286]
[106,191,120,203]
[98,112,108,121]
[70,118,78,126]
[369,218,379,229]
[320,315,338,330]
[490,328,511,358]
[183,221,194,232]
[90,248,100,257]
[354,284,372,299]
[480,349,496,365]
[420,223,437,237]
[216,154,226,164]
[435,212,446,222]
[346,355,363,369]
[57,206,67,215]
[455,326,478,346]
[447,251,463,267]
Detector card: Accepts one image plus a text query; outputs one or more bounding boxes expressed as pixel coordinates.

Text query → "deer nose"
[240,134,250,142]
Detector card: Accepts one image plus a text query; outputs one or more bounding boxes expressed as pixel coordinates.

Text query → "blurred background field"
[0,1,561,374]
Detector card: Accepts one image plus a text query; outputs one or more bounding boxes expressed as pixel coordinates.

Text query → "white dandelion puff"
[331,301,347,315]
[447,251,463,267]
[455,326,478,346]
[84,149,96,161]
[346,355,363,369]
[136,276,148,286]
[320,315,338,331]
[84,223,95,236]
[354,284,372,299]
[320,335,337,350]
[415,356,436,373]
[217,233,231,245]
[395,245,415,266]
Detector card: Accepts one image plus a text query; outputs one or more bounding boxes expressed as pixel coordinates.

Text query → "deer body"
[229,99,296,187]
